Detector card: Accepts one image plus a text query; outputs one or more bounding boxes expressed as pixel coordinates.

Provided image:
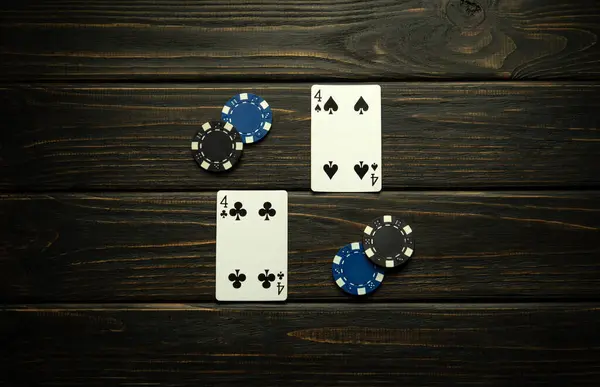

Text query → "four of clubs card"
[311,84,382,192]
[216,190,288,301]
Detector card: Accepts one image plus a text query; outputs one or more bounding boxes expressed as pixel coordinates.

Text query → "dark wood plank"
[1,83,599,191]
[2,303,599,386]
[2,192,599,302]
[1,0,600,81]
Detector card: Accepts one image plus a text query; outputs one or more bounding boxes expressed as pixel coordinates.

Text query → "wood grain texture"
[2,303,600,386]
[1,0,600,81]
[1,82,599,191]
[2,2,599,384]
[1,192,599,302]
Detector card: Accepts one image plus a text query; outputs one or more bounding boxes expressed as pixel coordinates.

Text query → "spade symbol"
[315,104,321,112]
[324,97,338,115]
[323,161,338,179]
[354,97,369,115]
[354,161,369,180]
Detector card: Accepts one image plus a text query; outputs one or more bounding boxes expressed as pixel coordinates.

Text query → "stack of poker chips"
[332,215,414,296]
[191,93,272,172]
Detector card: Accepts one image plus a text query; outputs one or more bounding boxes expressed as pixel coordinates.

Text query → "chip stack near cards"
[331,215,415,297]
[215,190,288,301]
[191,92,273,173]
[311,84,382,192]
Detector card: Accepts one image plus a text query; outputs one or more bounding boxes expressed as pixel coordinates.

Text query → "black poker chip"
[191,121,244,172]
[362,215,414,268]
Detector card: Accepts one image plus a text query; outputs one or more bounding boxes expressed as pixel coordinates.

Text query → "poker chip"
[191,121,243,172]
[221,93,272,144]
[363,215,414,268]
[332,242,385,296]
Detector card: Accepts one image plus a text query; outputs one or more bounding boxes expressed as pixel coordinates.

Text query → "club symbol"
[277,271,285,280]
[220,210,228,218]
[323,161,338,179]
[259,202,276,221]
[229,201,247,221]
[354,161,369,180]
[258,270,276,289]
[228,269,246,289]
[315,104,321,112]
[371,163,378,171]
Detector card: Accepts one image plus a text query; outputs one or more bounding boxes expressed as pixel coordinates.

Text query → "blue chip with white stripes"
[221,93,273,144]
[332,242,385,296]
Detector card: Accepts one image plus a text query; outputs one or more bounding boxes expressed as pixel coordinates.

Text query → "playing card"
[216,190,288,301]
[311,84,382,192]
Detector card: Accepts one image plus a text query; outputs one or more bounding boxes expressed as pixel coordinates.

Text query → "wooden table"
[1,1,600,385]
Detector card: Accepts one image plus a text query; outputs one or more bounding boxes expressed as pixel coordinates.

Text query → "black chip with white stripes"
[362,215,414,268]
[191,121,244,172]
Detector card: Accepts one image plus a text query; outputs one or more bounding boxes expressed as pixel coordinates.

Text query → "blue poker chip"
[221,93,273,144]
[332,242,385,296]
